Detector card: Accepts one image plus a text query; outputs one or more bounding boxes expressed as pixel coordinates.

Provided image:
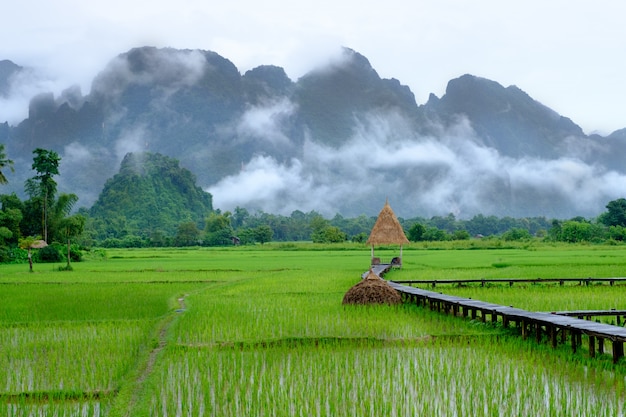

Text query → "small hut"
[366,200,409,267]
[342,269,401,305]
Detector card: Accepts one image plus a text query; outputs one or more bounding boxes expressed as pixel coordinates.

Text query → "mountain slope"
[89,152,212,239]
[1,46,625,219]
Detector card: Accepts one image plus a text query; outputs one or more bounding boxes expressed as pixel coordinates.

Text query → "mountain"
[1,46,626,219]
[0,60,23,97]
[88,152,213,239]
[425,74,585,158]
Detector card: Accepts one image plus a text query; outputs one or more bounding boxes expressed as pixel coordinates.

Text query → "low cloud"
[235,98,296,146]
[209,110,626,219]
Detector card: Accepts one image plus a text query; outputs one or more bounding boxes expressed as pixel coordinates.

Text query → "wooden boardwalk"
[384,279,626,363]
[362,264,392,279]
[392,277,626,287]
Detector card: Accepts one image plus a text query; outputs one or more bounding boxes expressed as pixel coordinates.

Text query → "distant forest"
[2,147,626,264]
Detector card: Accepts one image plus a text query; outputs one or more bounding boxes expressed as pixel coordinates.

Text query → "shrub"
[35,245,63,263]
[502,228,532,241]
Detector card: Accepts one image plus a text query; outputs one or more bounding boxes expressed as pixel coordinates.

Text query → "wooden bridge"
[388,281,626,363]
[365,266,626,363]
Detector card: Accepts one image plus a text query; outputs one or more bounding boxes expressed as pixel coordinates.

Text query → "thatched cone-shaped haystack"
[342,269,402,305]
[366,200,409,266]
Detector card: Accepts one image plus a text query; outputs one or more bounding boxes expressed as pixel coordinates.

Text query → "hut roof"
[366,200,409,245]
[342,269,402,305]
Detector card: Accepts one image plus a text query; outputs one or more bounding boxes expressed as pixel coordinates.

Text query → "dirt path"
[120,296,187,417]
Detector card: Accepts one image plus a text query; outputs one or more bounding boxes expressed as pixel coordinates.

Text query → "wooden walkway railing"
[363,268,626,362]
[392,277,626,287]
[387,281,626,363]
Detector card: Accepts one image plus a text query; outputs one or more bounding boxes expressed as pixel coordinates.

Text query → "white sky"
[2,0,625,134]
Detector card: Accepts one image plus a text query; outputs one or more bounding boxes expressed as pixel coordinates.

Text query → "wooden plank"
[550,310,626,317]
[392,277,626,286]
[387,280,626,346]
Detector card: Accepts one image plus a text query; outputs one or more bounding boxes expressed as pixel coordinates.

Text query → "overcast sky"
[2,0,625,134]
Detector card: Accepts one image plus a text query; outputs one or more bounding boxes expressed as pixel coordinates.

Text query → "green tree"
[253,225,274,244]
[24,148,61,242]
[599,198,626,227]
[452,229,471,240]
[231,206,250,229]
[0,208,22,246]
[608,225,626,242]
[422,226,449,241]
[174,221,201,246]
[57,214,85,270]
[311,225,346,243]
[309,214,329,240]
[502,228,532,241]
[204,212,233,246]
[0,194,24,247]
[0,144,14,185]
[407,223,426,242]
[559,221,595,243]
[49,193,79,243]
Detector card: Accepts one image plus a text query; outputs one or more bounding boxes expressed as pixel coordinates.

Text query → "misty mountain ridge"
[1,46,626,219]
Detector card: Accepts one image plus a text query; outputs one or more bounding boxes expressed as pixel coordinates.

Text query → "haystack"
[366,200,409,266]
[342,269,402,305]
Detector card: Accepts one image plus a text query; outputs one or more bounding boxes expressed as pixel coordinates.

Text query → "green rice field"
[2,243,626,416]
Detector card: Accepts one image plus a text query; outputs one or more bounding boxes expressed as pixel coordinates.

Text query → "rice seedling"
[3,244,626,416]
[141,337,625,417]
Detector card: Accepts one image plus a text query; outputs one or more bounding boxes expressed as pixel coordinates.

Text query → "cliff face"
[2,46,624,218]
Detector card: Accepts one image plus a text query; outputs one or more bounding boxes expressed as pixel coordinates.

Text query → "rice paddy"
[2,244,626,416]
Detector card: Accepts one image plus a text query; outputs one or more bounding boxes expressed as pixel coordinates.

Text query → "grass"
[3,242,626,416]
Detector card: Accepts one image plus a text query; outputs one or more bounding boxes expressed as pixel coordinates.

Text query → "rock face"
[342,270,402,306]
[2,46,626,219]
[0,60,23,97]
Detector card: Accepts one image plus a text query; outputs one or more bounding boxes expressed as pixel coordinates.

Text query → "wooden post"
[535,323,542,343]
[613,341,624,364]
[589,335,596,358]
[550,325,557,348]
[598,338,604,354]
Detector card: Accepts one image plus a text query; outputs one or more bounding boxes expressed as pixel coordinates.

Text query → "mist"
[208,111,626,219]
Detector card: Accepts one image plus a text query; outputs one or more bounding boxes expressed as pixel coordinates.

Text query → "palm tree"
[0,144,14,185]
[24,148,61,242]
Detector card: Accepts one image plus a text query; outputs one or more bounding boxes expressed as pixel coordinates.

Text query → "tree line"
[2,145,626,263]
[0,145,85,268]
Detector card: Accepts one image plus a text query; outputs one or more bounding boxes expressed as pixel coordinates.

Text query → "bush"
[502,228,532,241]
[69,244,83,262]
[35,245,63,263]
